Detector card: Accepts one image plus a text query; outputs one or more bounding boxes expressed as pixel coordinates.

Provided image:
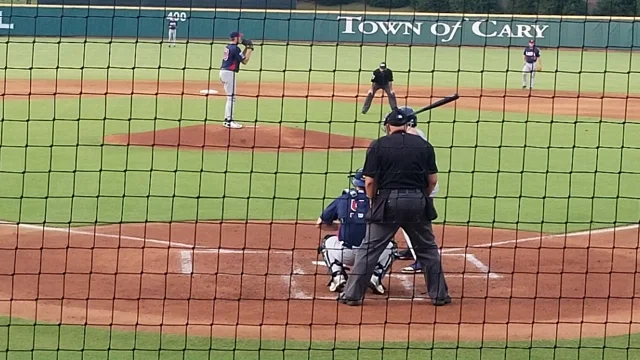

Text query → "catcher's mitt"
[241,38,254,50]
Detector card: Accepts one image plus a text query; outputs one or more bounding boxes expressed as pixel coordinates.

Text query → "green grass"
[2,39,640,93]
[0,96,638,232]
[1,318,640,360]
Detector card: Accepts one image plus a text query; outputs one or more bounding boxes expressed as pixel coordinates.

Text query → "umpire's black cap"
[383,107,411,126]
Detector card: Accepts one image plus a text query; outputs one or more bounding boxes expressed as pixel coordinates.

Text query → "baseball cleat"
[223,120,243,129]
[329,274,346,292]
[369,276,386,295]
[401,261,423,274]
[522,85,527,89]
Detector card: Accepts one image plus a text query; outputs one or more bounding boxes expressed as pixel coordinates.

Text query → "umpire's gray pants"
[342,192,449,302]
[362,84,398,113]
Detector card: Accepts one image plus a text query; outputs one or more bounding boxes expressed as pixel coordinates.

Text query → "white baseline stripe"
[0,221,197,249]
[396,273,414,291]
[0,221,292,253]
[464,254,502,279]
[441,223,640,254]
[4,221,636,258]
[287,265,310,299]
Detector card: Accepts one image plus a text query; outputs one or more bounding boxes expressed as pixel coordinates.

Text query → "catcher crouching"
[316,169,396,295]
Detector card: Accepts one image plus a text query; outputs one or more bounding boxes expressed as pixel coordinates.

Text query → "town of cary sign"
[337,16,550,43]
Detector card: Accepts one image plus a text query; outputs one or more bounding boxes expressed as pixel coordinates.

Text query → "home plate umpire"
[338,106,451,306]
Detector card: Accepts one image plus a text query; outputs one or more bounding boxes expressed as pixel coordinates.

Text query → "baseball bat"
[409,93,460,116]
[401,229,417,261]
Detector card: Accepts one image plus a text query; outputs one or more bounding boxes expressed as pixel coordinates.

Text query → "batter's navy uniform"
[319,187,395,294]
[167,19,177,47]
[522,41,541,89]
[362,62,398,114]
[219,42,245,122]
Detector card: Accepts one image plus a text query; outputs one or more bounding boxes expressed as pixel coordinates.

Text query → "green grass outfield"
[0,38,639,359]
[0,90,638,232]
[3,39,640,93]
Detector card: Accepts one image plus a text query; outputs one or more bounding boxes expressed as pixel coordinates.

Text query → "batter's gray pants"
[342,193,449,302]
[362,84,397,114]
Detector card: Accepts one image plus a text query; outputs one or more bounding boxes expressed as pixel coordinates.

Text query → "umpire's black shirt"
[362,131,438,190]
[371,68,394,87]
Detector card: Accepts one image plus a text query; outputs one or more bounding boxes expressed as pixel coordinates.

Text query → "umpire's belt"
[378,189,422,195]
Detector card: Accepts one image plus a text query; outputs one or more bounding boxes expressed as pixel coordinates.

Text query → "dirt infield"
[0,221,638,343]
[1,79,638,122]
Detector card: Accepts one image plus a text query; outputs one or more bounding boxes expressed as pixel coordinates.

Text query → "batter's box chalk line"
[311,258,502,279]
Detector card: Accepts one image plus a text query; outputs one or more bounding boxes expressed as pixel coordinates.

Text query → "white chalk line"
[0,221,198,249]
[2,221,637,259]
[178,249,313,299]
[310,261,497,279]
[441,223,640,254]
[464,254,502,279]
[396,273,416,293]
[289,265,310,299]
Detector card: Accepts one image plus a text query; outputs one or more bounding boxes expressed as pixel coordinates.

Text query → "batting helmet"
[381,107,417,134]
[350,168,365,188]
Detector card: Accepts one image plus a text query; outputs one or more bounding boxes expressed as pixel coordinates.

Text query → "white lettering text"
[0,11,14,30]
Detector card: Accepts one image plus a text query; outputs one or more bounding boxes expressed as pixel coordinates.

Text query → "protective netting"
[0,2,639,360]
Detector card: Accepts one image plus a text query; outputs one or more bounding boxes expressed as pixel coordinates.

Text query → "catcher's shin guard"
[374,241,397,281]
[319,236,348,284]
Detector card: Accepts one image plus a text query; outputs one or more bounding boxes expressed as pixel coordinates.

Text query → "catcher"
[522,39,542,90]
[316,169,396,295]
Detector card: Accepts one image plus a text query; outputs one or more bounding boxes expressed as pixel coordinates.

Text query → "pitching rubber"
[199,89,219,95]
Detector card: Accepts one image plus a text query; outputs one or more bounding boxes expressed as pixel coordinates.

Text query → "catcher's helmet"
[381,107,417,134]
[349,168,365,188]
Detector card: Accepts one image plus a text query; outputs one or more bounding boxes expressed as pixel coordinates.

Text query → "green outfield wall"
[0,6,638,48]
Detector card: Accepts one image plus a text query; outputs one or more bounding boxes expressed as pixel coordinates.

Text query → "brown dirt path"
[0,221,638,343]
[103,124,372,152]
[1,79,638,121]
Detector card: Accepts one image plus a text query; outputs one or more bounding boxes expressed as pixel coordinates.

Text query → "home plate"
[199,89,218,95]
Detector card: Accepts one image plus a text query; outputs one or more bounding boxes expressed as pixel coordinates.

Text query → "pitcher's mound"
[104,124,372,152]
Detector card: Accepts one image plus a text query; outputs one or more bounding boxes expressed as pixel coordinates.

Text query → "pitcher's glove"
[241,38,254,50]
[536,64,542,72]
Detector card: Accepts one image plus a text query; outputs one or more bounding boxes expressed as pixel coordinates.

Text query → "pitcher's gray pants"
[219,69,237,121]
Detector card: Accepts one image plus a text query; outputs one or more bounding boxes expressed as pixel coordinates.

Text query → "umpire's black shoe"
[337,293,362,306]
[431,296,451,306]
